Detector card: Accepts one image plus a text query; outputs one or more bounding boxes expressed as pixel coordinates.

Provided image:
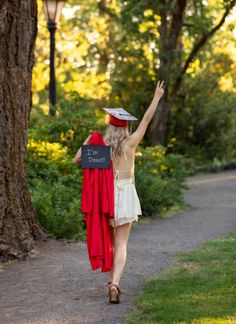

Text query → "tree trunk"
[150,96,169,146]
[150,0,187,146]
[150,0,235,146]
[0,0,46,260]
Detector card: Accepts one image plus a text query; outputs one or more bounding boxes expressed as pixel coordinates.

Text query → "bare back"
[105,138,136,180]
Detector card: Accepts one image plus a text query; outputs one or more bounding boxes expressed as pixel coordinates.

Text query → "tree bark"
[150,0,236,146]
[151,0,187,146]
[0,0,46,260]
[171,0,236,98]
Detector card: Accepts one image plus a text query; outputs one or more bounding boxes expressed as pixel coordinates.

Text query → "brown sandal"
[109,283,121,304]
[108,281,121,294]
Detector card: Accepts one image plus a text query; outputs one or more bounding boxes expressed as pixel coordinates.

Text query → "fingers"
[157,80,165,88]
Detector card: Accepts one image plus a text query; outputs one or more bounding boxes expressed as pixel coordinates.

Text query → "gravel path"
[1,170,236,324]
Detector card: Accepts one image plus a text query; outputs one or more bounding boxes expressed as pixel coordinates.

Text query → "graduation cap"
[102,108,138,128]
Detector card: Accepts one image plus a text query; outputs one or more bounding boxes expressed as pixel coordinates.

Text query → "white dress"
[109,169,142,228]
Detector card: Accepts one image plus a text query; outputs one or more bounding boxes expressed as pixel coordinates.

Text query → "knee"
[114,241,127,254]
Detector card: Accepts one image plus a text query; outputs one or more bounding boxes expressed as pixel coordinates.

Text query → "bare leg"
[108,225,115,282]
[111,222,132,286]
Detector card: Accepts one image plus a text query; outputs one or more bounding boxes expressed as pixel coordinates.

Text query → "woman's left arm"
[73,134,92,164]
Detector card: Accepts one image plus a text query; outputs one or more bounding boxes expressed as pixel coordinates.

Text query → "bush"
[135,146,188,217]
[27,137,86,241]
[168,65,236,163]
[27,94,103,241]
[28,92,105,155]
[30,178,86,241]
[27,95,188,240]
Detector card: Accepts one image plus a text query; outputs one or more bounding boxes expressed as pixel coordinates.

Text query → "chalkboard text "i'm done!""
[81,145,111,169]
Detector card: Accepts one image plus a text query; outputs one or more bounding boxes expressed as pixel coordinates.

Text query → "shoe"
[108,281,121,294]
[109,283,121,304]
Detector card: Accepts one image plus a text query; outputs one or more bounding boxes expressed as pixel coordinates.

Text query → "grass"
[125,231,236,324]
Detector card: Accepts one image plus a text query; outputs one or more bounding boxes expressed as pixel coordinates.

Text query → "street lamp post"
[43,0,65,116]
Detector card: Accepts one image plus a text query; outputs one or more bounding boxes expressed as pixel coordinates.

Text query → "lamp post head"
[43,0,65,27]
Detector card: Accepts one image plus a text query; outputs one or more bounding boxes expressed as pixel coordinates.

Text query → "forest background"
[28,0,236,240]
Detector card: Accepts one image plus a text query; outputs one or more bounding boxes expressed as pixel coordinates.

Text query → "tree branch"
[171,0,236,97]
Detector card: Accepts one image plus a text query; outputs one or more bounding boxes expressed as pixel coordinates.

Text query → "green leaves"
[135,146,188,217]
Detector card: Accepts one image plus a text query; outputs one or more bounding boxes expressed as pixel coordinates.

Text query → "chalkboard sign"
[81,145,111,169]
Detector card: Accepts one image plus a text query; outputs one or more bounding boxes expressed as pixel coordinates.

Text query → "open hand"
[154,80,165,99]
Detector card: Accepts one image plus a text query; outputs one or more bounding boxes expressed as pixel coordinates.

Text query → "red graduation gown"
[81,131,114,272]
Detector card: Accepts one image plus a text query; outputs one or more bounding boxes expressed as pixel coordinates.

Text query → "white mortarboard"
[102,108,138,121]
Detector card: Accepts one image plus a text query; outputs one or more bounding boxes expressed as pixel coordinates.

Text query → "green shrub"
[27,96,188,240]
[27,140,188,239]
[27,137,86,241]
[30,178,86,241]
[135,146,188,217]
[168,69,236,163]
[27,94,105,241]
[28,93,105,155]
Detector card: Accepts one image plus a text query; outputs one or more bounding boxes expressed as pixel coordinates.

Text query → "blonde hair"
[104,124,130,161]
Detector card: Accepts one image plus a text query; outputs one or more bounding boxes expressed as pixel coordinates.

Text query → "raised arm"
[73,134,92,164]
[127,81,165,148]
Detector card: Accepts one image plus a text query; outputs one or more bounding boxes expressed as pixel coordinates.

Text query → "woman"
[74,80,164,303]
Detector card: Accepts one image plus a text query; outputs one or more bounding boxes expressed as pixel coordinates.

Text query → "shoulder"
[122,136,136,153]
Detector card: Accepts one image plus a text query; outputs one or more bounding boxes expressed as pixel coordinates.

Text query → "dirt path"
[1,170,236,324]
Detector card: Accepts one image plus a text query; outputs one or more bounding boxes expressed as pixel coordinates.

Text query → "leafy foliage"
[27,134,86,240]
[34,0,236,161]
[27,97,187,240]
[168,50,236,162]
[29,1,236,239]
[135,146,188,216]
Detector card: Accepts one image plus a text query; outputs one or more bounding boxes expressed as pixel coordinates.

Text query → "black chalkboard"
[81,145,111,169]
